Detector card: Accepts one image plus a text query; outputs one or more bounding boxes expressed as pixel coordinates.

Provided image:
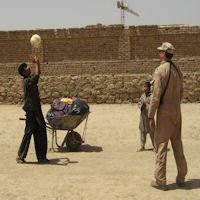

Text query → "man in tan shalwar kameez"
[148,42,187,190]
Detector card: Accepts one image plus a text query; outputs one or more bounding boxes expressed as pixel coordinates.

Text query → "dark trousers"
[18,110,47,161]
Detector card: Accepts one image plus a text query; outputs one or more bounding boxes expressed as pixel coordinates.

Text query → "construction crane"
[117,0,139,25]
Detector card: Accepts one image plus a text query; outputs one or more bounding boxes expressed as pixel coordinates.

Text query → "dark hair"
[165,52,173,59]
[144,81,151,88]
[18,63,27,76]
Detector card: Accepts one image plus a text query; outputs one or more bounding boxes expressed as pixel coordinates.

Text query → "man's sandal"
[176,178,186,187]
[151,180,168,191]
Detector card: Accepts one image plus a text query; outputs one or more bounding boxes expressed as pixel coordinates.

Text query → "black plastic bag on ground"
[68,99,89,115]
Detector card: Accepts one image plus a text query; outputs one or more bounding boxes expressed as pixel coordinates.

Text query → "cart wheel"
[66,131,82,152]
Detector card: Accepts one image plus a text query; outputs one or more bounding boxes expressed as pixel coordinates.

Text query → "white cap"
[157,42,175,54]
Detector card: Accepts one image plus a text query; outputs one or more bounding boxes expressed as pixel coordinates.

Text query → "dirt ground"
[0,104,200,200]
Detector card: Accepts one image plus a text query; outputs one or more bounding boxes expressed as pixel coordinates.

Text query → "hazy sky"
[0,0,199,31]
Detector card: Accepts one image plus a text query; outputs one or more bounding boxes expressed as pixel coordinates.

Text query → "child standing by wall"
[137,82,154,152]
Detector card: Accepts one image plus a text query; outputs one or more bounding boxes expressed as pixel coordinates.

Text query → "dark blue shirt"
[22,74,41,111]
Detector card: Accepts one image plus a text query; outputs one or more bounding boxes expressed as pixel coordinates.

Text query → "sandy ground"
[0,103,200,200]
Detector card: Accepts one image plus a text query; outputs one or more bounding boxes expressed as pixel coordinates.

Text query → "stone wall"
[0,24,200,104]
[0,73,200,105]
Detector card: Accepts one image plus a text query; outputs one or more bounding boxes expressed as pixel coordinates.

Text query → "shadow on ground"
[167,179,200,190]
[23,157,78,166]
[49,144,103,153]
[79,144,103,152]
[137,148,170,152]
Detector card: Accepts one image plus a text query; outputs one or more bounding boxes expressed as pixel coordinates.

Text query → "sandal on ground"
[176,178,186,187]
[136,147,145,152]
[151,180,168,191]
[16,156,26,164]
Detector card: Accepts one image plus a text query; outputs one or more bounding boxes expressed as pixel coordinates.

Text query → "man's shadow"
[24,157,78,166]
[79,144,103,152]
[167,179,200,190]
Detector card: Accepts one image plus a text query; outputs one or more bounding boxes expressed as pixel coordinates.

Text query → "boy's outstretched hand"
[30,55,40,75]
[30,55,39,64]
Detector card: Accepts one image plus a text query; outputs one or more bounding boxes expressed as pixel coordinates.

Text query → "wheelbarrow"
[46,112,89,152]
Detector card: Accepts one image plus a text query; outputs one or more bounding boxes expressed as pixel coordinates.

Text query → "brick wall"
[0,24,200,65]
[130,25,200,59]
[0,58,200,77]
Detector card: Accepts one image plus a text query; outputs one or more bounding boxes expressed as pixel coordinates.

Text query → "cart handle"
[19,118,26,120]
[19,117,53,130]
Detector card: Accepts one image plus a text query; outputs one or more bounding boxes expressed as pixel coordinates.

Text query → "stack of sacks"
[46,97,89,118]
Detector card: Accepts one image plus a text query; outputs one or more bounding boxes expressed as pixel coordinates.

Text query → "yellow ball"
[30,34,41,48]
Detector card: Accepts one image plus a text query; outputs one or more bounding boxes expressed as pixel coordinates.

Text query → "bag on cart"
[51,98,66,111]
[46,99,71,118]
[68,99,89,115]
[46,98,89,118]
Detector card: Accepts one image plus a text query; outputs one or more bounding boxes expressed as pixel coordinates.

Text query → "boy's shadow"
[24,157,78,166]
[167,179,200,190]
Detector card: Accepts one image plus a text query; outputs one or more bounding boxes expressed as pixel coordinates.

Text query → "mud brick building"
[0,24,200,104]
